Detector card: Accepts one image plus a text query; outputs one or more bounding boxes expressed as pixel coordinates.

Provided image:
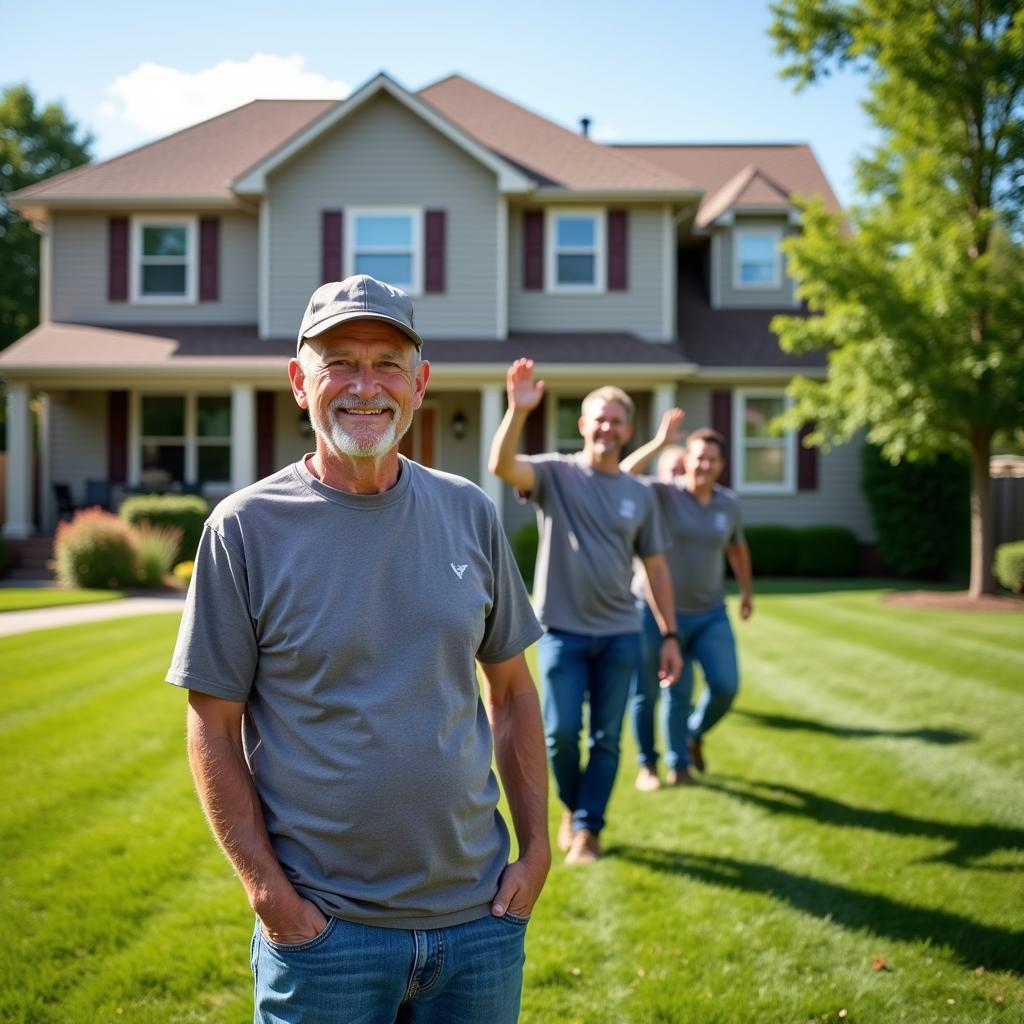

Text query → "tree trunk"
[968,426,996,598]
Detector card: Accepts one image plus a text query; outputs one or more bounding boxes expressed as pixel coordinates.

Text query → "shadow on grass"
[610,844,1024,974]
[735,709,971,747]
[705,776,1023,869]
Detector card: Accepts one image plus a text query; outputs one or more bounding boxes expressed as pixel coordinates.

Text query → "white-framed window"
[547,394,586,454]
[733,389,796,493]
[137,392,231,488]
[734,227,783,289]
[546,208,605,293]
[346,208,423,295]
[130,215,198,303]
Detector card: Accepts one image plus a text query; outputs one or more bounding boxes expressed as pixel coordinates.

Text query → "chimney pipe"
[579,116,591,138]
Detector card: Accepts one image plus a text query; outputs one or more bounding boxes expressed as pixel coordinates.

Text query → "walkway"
[0,593,186,638]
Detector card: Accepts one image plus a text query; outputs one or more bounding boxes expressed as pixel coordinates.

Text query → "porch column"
[651,383,676,434]
[231,384,256,492]
[3,382,33,538]
[479,385,504,525]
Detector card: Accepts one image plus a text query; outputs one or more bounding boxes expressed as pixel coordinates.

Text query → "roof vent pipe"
[579,116,591,138]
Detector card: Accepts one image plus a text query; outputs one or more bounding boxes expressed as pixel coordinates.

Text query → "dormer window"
[734,227,782,289]
[546,209,605,293]
[130,216,197,303]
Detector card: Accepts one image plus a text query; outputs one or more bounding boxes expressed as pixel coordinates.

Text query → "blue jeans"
[252,911,528,1023]
[538,628,641,835]
[632,605,739,770]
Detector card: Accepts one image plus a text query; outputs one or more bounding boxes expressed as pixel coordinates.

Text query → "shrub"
[510,521,539,591]
[994,542,1024,594]
[173,560,194,585]
[134,524,183,588]
[795,526,860,577]
[120,494,208,564]
[744,525,800,575]
[55,509,139,589]
[861,444,970,578]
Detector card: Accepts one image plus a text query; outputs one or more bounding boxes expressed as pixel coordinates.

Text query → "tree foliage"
[0,84,93,349]
[769,0,1024,595]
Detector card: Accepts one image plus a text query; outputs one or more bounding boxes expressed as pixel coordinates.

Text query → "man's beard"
[312,396,412,459]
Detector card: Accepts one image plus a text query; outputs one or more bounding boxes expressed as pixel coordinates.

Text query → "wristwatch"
[661,632,681,642]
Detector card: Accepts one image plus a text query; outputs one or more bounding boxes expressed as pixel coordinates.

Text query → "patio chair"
[53,482,77,521]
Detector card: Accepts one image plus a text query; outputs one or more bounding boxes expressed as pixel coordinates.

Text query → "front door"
[399,403,437,468]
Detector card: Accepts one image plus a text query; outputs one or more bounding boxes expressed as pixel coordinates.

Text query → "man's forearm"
[727,542,754,597]
[488,407,530,483]
[491,689,550,863]
[619,437,662,476]
[187,722,298,916]
[644,558,676,636]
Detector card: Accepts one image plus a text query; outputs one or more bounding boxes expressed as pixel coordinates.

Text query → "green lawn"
[0,587,125,612]
[1,587,1020,1023]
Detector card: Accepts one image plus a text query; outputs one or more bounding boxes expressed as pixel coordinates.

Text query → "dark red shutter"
[198,217,220,301]
[798,421,819,491]
[257,391,276,479]
[108,390,129,484]
[607,210,628,290]
[711,390,733,488]
[322,210,342,282]
[425,210,446,293]
[108,218,128,302]
[524,401,546,455]
[523,210,544,290]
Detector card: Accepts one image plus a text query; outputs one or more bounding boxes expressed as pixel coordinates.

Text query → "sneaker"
[565,829,602,865]
[665,767,699,787]
[687,738,706,773]
[557,810,574,853]
[635,765,662,792]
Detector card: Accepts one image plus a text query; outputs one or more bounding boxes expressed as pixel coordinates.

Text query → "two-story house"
[1,71,871,544]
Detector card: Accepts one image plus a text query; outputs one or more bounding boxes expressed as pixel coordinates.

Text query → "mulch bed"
[883,590,1024,613]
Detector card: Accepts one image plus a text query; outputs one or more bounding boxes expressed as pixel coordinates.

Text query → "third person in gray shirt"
[622,408,755,788]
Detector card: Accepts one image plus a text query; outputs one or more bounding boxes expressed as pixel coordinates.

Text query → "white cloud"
[101,54,349,137]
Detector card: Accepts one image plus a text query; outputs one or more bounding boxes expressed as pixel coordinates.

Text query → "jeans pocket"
[261,914,338,953]
[499,911,530,927]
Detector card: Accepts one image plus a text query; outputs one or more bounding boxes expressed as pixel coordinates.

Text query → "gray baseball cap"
[296,275,423,354]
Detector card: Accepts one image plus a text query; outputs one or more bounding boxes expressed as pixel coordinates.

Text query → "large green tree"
[1,84,93,350]
[769,0,1024,597]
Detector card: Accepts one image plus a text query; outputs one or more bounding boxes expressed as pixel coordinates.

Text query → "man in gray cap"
[168,275,549,1022]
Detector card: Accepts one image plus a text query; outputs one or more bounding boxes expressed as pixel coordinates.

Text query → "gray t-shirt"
[524,454,668,635]
[641,481,744,613]
[166,457,542,930]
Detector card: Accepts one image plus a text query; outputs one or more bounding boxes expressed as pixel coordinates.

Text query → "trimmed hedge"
[861,444,969,578]
[995,541,1024,594]
[120,494,209,564]
[744,525,800,575]
[511,521,540,592]
[794,525,860,577]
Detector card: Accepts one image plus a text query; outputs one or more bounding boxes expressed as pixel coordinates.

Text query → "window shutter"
[523,210,544,290]
[607,210,628,290]
[199,217,220,301]
[798,422,819,491]
[108,390,129,483]
[257,390,276,479]
[424,210,446,293]
[322,210,342,282]
[524,401,546,455]
[711,390,733,488]
[108,218,129,302]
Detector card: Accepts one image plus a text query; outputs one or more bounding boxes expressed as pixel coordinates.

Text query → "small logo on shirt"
[451,562,469,579]
[619,498,637,520]
[714,512,729,533]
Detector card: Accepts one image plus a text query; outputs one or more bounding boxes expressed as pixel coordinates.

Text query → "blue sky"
[4,0,874,206]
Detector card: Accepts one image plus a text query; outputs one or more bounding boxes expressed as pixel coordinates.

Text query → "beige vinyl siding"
[48,391,108,506]
[266,93,499,339]
[508,207,668,341]
[49,212,258,324]
[714,215,798,309]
